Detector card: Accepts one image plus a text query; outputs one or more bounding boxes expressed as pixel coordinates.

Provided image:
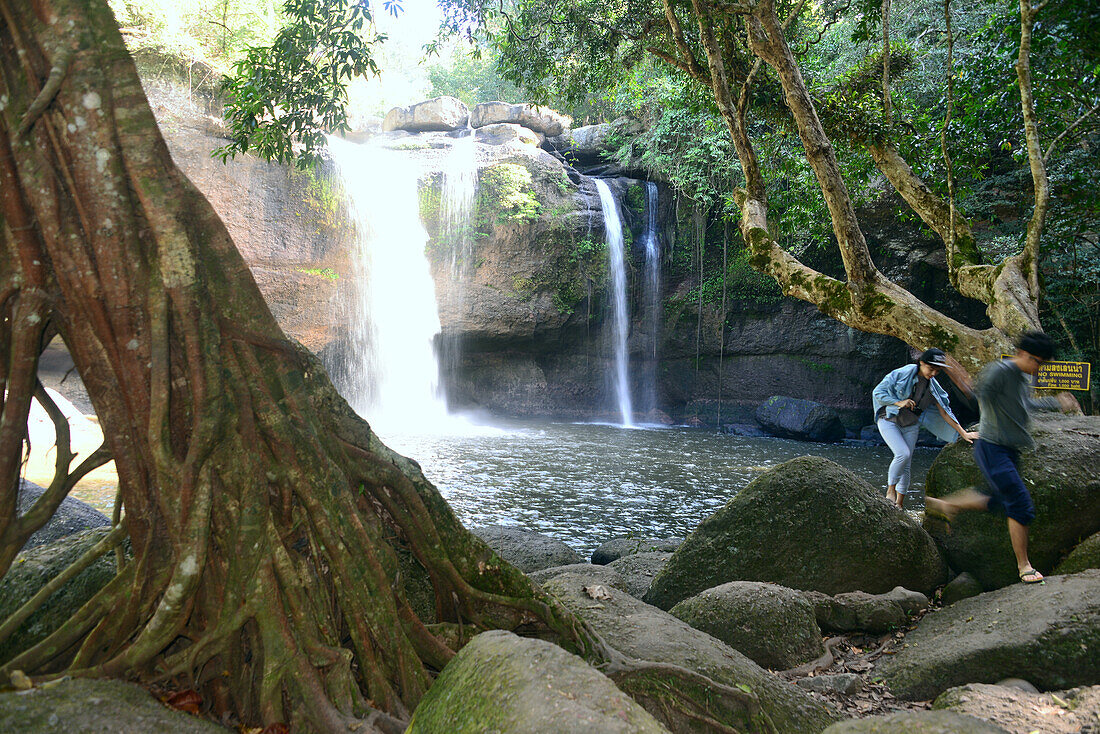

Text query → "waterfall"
[640,182,660,417]
[594,179,633,427]
[327,135,449,434]
[439,131,478,381]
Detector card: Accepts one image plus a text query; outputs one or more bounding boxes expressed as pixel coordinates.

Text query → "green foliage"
[108,0,282,71]
[296,267,339,280]
[216,0,393,168]
[427,47,523,106]
[686,247,784,308]
[476,163,542,226]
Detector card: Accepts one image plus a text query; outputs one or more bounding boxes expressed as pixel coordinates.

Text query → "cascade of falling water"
[594,179,634,427]
[326,135,449,435]
[439,131,478,381]
[640,182,661,418]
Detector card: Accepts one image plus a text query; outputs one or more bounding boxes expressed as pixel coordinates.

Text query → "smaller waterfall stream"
[439,131,478,380]
[594,179,633,427]
[327,136,449,434]
[640,182,660,416]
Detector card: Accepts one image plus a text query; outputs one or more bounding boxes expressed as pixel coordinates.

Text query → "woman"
[872,348,979,508]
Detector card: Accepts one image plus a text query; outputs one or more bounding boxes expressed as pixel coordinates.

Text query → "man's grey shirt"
[976,358,1059,450]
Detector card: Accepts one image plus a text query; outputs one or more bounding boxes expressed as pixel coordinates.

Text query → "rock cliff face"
[144,77,938,426]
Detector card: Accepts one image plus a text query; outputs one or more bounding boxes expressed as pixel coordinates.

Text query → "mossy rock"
[822,710,1007,733]
[0,678,229,733]
[544,573,841,733]
[1054,530,1100,575]
[406,630,668,733]
[644,456,947,610]
[875,570,1100,700]
[669,581,825,670]
[0,527,120,665]
[924,414,1100,590]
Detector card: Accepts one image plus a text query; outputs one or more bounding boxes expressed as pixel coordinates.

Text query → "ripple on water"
[373,419,937,555]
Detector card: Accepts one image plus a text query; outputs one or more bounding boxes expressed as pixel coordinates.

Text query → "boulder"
[880,587,930,615]
[923,414,1100,589]
[1054,530,1100,574]
[755,396,846,443]
[18,478,110,552]
[543,573,841,733]
[527,563,627,591]
[606,552,672,599]
[406,630,667,734]
[939,572,983,606]
[0,677,229,733]
[934,682,1100,734]
[821,711,1008,733]
[0,527,119,664]
[474,122,540,147]
[591,536,683,565]
[828,591,908,634]
[644,456,947,610]
[470,101,571,137]
[471,525,584,572]
[876,570,1100,700]
[669,581,825,670]
[725,423,771,438]
[382,96,469,133]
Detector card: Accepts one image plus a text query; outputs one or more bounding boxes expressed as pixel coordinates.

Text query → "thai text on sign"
[1001,357,1091,391]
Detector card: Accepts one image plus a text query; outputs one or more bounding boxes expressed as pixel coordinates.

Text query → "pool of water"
[377,418,939,556]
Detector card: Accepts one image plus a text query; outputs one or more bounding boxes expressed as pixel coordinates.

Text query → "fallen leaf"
[166,689,203,714]
[261,724,290,734]
[9,670,32,691]
[584,585,612,600]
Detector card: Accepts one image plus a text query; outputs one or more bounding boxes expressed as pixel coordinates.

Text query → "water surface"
[380,419,938,556]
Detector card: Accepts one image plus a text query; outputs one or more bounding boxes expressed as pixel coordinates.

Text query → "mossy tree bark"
[0,1,782,732]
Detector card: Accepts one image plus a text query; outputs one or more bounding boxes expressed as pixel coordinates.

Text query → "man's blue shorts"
[973,439,1036,525]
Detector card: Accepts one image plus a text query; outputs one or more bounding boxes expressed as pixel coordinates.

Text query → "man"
[927,331,1079,584]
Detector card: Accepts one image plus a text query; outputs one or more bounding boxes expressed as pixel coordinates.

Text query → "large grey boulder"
[606,551,672,599]
[935,682,1100,733]
[470,101,571,137]
[644,456,947,610]
[592,536,683,565]
[0,527,119,665]
[543,573,841,733]
[1054,529,1100,575]
[822,711,1008,733]
[406,630,668,733]
[755,396,846,443]
[924,414,1100,589]
[876,570,1100,700]
[0,678,230,733]
[382,96,469,132]
[471,525,584,572]
[474,122,541,146]
[18,479,110,551]
[669,581,825,670]
[527,563,627,591]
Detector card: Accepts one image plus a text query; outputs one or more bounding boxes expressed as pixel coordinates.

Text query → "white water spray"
[439,131,478,378]
[327,136,449,435]
[594,179,633,427]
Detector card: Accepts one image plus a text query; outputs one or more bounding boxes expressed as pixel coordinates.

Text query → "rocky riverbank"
[5,414,1097,732]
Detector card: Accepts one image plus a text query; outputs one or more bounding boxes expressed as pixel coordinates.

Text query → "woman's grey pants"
[877,418,920,494]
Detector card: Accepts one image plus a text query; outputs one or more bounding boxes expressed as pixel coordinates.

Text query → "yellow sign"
[1005,356,1093,391]
[1035,360,1090,391]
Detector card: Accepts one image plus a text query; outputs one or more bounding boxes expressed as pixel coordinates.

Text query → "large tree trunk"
[0,1,776,731]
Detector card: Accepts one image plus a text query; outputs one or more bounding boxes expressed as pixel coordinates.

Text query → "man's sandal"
[1019,568,1044,584]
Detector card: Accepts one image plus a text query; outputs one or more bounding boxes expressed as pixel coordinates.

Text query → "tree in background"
[438,0,1098,374]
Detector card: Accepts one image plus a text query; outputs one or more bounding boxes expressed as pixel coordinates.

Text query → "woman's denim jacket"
[872,364,960,443]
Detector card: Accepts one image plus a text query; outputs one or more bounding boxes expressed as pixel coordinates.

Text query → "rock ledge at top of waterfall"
[382,97,572,138]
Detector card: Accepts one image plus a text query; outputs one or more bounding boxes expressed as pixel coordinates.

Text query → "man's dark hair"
[1017,330,1055,361]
